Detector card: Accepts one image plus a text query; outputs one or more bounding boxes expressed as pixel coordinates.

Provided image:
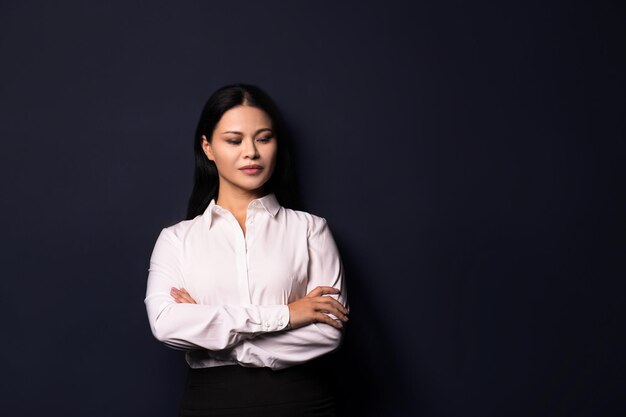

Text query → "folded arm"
[232,217,348,369]
[145,229,289,351]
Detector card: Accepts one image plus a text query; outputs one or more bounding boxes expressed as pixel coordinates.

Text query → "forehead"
[216,105,272,131]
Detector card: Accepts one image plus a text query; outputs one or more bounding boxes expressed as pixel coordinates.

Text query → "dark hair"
[186,84,300,219]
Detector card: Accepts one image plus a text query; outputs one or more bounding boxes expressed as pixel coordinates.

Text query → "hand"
[170,287,197,304]
[288,286,349,330]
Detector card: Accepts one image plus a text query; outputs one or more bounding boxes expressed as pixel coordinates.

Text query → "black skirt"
[179,356,339,417]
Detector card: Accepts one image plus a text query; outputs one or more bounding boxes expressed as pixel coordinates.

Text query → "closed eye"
[256,136,274,143]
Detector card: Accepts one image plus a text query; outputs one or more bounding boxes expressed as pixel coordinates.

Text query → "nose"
[243,138,259,159]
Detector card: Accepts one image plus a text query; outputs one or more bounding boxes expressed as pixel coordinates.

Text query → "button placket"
[224,211,251,305]
[244,210,255,304]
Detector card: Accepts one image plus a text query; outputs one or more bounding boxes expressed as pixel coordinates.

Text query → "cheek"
[210,147,235,166]
[265,145,278,166]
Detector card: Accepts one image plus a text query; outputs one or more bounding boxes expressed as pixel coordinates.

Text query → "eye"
[225,138,241,145]
[256,136,274,143]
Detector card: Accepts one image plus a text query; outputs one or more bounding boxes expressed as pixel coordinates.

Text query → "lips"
[239,164,263,174]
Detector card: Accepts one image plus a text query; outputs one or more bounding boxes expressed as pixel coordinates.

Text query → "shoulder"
[158,215,206,243]
[278,207,330,237]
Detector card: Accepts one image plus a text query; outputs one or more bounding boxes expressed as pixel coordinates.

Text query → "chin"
[239,182,269,195]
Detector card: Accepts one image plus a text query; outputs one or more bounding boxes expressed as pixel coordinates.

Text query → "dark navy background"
[1,1,624,416]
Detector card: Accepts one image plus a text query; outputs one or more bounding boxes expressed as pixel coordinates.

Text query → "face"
[202,105,277,199]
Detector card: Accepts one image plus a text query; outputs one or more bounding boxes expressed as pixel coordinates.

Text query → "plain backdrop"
[1,1,624,416]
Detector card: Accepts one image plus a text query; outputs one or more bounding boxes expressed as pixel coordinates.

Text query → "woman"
[145,84,349,416]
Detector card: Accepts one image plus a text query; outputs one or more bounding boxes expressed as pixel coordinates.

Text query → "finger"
[180,294,196,303]
[315,297,349,315]
[178,288,196,302]
[307,286,341,298]
[178,290,197,304]
[318,300,349,321]
[315,312,343,329]
[170,288,196,304]
[170,289,184,303]
[317,304,349,322]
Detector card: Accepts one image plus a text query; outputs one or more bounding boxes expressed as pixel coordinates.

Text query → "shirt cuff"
[258,305,290,332]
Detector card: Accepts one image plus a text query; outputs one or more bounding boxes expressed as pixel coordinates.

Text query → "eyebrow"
[221,128,273,136]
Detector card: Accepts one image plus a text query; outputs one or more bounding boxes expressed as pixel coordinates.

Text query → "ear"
[201,135,214,161]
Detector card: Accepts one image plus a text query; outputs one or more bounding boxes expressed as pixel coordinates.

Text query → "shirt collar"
[203,193,281,228]
[255,193,281,217]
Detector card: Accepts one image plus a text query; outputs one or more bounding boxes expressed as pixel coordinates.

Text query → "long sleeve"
[232,217,347,370]
[145,228,289,351]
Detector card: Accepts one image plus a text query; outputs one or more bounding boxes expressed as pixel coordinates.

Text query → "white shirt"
[145,194,346,370]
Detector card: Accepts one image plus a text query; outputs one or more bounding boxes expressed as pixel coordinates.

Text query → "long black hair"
[186,84,300,219]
